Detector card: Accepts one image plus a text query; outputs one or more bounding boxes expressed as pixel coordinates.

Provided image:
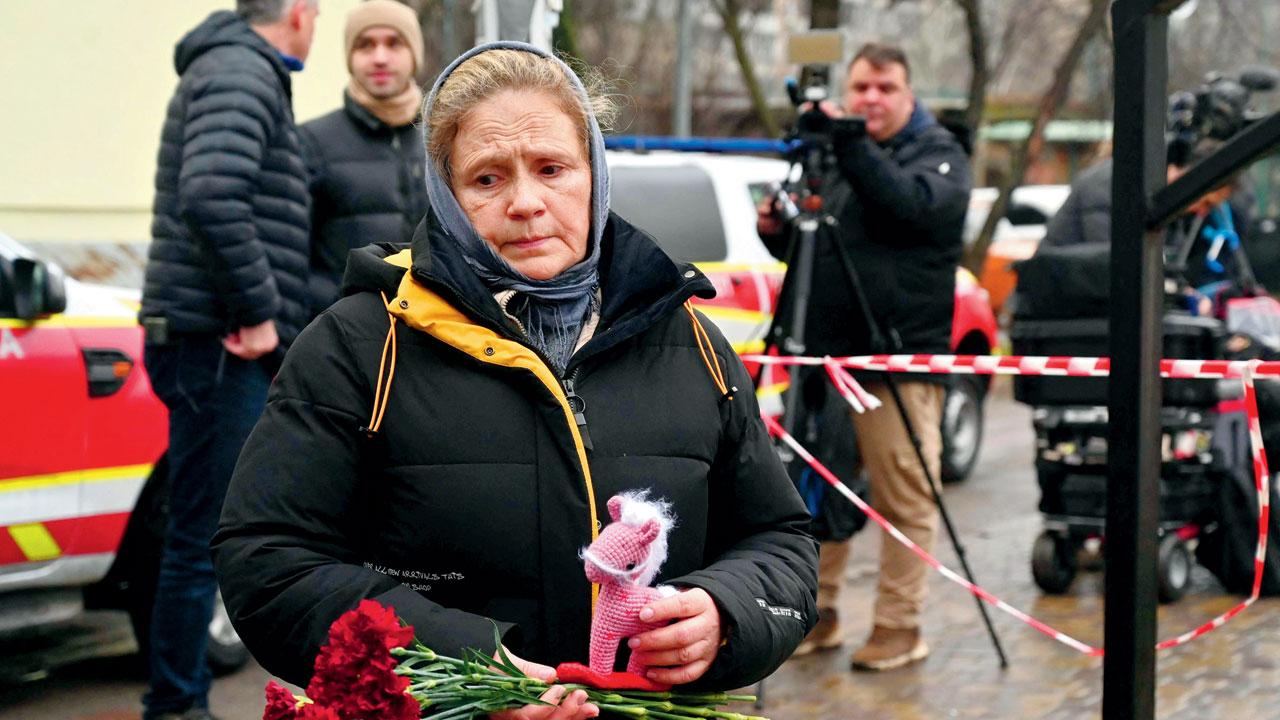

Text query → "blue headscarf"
[422,42,611,374]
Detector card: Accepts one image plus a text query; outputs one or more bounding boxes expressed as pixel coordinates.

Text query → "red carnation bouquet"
[263,600,417,720]
[262,599,768,719]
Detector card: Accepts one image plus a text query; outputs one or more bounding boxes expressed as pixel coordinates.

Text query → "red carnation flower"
[264,681,300,720]
[295,703,342,720]
[306,600,419,720]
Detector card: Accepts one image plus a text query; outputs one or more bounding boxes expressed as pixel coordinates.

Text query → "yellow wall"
[0,0,364,244]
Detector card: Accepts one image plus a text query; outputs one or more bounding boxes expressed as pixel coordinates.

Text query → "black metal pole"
[1105,3,1167,718]
[779,217,818,443]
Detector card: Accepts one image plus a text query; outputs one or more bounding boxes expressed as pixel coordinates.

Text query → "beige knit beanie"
[344,0,425,72]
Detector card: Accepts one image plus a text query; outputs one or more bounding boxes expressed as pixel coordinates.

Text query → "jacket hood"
[341,241,409,298]
[886,101,937,149]
[340,213,715,349]
[419,42,611,280]
[175,11,291,89]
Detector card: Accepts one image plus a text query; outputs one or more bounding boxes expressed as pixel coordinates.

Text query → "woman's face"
[450,90,592,281]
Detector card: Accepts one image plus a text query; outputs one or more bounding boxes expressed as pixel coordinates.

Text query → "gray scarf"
[422,41,611,374]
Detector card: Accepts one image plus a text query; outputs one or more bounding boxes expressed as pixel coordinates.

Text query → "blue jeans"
[141,336,270,718]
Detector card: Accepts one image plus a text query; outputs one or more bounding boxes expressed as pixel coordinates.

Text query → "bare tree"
[988,0,1043,86]
[952,0,989,131]
[396,0,476,82]
[963,0,1110,274]
[1168,0,1280,98]
[711,0,780,137]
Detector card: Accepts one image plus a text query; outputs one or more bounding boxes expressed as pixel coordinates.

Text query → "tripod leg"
[879,372,1009,668]
[754,677,766,710]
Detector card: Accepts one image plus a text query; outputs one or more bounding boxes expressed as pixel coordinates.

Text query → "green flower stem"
[592,703,650,716]
[585,697,766,720]
[602,690,757,704]
[393,643,768,720]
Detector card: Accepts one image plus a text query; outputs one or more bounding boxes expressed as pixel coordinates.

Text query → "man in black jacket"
[759,42,971,671]
[300,0,429,318]
[137,2,317,718]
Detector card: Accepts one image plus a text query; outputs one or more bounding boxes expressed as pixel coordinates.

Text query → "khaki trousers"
[817,381,943,630]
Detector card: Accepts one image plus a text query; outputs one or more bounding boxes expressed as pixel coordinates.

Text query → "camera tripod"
[764,142,1008,677]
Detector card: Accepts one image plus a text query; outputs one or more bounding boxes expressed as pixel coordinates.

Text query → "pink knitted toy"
[555,492,676,691]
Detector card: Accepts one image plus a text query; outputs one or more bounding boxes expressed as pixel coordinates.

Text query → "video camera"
[783,31,866,162]
[1167,66,1279,166]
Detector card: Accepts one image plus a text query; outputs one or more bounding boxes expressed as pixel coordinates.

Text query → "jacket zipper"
[419,268,705,456]
[495,290,594,451]
[401,268,602,592]
[563,368,593,451]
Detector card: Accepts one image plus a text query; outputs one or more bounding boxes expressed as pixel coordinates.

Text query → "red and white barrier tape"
[764,414,1104,656]
[756,353,1272,656]
[743,352,1280,380]
[824,359,882,414]
[1155,362,1270,651]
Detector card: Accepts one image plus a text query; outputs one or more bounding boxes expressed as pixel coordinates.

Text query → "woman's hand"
[489,648,600,720]
[627,588,723,685]
[489,686,598,720]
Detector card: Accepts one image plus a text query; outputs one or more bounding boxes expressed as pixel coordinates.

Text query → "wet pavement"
[3,378,1279,719]
[761,378,1280,720]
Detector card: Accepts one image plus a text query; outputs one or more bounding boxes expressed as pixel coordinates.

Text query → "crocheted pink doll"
[556,492,677,691]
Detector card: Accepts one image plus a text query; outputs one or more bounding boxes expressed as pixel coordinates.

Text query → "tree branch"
[714,0,780,137]
[952,0,989,132]
[963,0,1110,274]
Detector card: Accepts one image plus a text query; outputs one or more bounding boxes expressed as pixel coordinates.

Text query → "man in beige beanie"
[299,0,430,317]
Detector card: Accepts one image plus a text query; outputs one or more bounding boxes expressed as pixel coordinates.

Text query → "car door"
[0,249,88,581]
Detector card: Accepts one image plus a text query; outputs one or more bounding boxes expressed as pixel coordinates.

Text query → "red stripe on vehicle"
[43,513,131,556]
[0,512,132,566]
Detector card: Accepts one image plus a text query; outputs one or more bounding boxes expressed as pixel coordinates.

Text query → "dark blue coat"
[765,107,972,357]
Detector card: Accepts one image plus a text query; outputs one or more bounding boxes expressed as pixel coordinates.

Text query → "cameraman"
[758,42,971,672]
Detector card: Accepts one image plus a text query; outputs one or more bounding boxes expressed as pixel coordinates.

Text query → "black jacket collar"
[343,212,716,366]
[341,91,418,134]
[343,91,385,133]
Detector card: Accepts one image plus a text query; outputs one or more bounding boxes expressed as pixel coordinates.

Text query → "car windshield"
[609,163,728,262]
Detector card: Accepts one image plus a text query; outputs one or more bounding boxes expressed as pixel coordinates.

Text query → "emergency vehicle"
[0,231,247,675]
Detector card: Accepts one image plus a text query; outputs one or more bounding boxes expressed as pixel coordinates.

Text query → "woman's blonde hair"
[426,49,616,183]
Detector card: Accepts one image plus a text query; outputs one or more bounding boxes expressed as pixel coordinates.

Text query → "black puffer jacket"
[213,213,818,689]
[1039,158,1114,250]
[141,11,311,347]
[766,105,971,357]
[299,93,430,317]
[1038,158,1255,272]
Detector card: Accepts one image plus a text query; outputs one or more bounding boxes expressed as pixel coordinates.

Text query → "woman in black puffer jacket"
[214,42,817,719]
